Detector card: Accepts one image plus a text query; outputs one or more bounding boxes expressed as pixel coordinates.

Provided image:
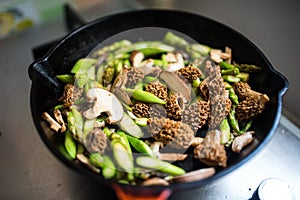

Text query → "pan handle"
[113,185,172,200]
[28,59,63,92]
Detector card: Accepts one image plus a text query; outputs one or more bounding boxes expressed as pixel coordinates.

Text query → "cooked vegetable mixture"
[42,31,269,185]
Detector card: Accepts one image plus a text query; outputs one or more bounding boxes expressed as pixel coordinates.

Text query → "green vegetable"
[220,61,235,70]
[56,140,73,161]
[71,107,84,138]
[192,77,201,88]
[132,90,166,105]
[117,130,133,160]
[228,106,240,133]
[135,117,148,127]
[115,41,175,56]
[220,118,231,144]
[118,112,144,138]
[241,120,253,133]
[102,155,117,179]
[64,130,77,159]
[143,76,158,84]
[102,65,115,86]
[56,74,74,83]
[233,63,261,72]
[236,72,250,82]
[111,140,134,173]
[221,68,240,76]
[126,134,156,157]
[71,58,97,74]
[89,153,104,168]
[163,31,189,48]
[229,88,239,105]
[102,127,113,138]
[222,75,240,83]
[136,156,185,176]
[83,118,96,137]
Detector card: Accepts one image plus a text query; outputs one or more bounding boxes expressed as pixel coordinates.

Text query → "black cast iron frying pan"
[28,9,288,199]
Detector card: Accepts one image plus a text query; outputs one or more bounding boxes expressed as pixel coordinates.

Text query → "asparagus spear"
[220,118,231,144]
[136,156,185,176]
[125,134,156,157]
[64,130,77,159]
[111,139,134,173]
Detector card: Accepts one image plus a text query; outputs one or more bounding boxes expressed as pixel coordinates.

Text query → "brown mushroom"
[210,49,231,64]
[172,167,216,183]
[165,93,185,121]
[145,81,168,100]
[76,153,100,174]
[83,88,123,123]
[194,130,227,168]
[232,131,255,153]
[159,71,192,102]
[125,68,145,88]
[132,102,150,118]
[182,99,210,132]
[233,82,269,122]
[60,84,83,107]
[165,53,185,72]
[176,65,202,82]
[42,112,61,132]
[147,117,194,149]
[130,51,144,68]
[53,109,66,132]
[84,128,108,155]
[150,142,188,161]
[141,177,169,186]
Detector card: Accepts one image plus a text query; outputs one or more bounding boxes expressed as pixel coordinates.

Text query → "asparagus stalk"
[111,139,134,173]
[136,156,185,176]
[126,134,156,157]
[64,130,77,159]
[220,118,231,144]
[228,106,240,133]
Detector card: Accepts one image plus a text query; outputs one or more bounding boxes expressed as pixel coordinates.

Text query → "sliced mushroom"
[76,153,100,174]
[232,131,255,153]
[159,71,192,102]
[142,177,169,186]
[150,142,188,161]
[171,167,216,183]
[165,53,185,72]
[190,137,204,146]
[113,87,132,106]
[53,109,66,132]
[130,51,144,68]
[83,88,123,124]
[42,112,61,132]
[111,68,129,91]
[210,49,231,63]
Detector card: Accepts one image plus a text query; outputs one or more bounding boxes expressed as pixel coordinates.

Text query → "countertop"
[0,1,300,199]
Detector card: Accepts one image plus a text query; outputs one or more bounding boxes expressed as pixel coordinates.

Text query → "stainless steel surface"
[1,1,300,199]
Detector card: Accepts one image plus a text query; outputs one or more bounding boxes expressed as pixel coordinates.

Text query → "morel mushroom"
[84,128,108,155]
[148,104,167,118]
[182,99,210,132]
[145,81,168,100]
[60,84,83,107]
[194,130,227,168]
[233,82,269,122]
[165,93,185,121]
[177,65,202,82]
[125,68,144,88]
[132,102,150,118]
[147,117,194,149]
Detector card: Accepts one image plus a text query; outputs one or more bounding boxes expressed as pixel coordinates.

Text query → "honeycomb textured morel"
[177,65,202,82]
[132,102,150,118]
[125,68,144,88]
[148,104,167,118]
[61,84,83,107]
[147,117,194,149]
[84,128,108,154]
[209,95,232,128]
[233,82,251,100]
[236,97,265,122]
[182,99,210,132]
[194,130,227,168]
[145,81,168,100]
[199,79,209,101]
[165,94,185,121]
